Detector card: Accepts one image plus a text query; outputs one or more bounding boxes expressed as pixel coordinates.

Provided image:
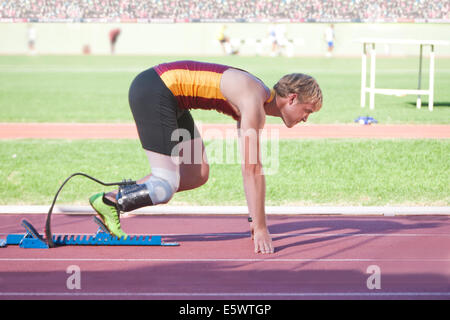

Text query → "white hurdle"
[359,38,449,111]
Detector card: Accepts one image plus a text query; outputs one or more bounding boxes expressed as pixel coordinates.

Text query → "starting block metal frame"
[3,217,179,249]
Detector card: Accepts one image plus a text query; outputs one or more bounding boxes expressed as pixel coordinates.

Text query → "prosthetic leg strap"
[116,183,153,212]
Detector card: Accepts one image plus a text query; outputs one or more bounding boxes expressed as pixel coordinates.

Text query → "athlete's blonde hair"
[274,73,323,111]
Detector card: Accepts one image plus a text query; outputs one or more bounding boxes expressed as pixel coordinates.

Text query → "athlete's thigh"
[175,111,209,191]
[128,67,179,156]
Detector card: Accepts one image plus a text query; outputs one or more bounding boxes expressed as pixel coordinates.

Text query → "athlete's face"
[279,94,315,128]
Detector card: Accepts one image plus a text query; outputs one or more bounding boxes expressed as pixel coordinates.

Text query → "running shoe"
[89,192,128,239]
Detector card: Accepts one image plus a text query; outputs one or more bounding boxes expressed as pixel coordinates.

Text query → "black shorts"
[128,68,198,156]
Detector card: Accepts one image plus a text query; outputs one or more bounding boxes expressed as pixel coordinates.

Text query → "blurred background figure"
[324,24,335,57]
[268,24,277,55]
[216,25,230,54]
[83,44,91,55]
[268,24,287,56]
[216,25,238,55]
[27,24,37,55]
[109,28,121,54]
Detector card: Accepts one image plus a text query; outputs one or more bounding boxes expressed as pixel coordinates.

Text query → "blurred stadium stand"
[0,0,448,23]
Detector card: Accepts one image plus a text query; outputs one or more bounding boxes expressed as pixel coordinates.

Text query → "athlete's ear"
[288,93,298,105]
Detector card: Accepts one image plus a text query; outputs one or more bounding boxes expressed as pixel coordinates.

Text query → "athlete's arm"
[221,68,274,254]
[237,109,274,254]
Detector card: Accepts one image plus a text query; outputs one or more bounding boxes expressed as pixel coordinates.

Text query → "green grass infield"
[0,55,449,124]
[1,139,448,206]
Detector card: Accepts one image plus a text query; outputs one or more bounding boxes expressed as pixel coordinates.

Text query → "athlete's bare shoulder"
[220,68,269,109]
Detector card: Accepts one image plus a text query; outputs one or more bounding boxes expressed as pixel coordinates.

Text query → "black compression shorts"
[128,67,199,156]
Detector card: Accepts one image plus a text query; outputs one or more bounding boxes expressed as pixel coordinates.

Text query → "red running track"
[0,213,449,300]
[1,123,450,139]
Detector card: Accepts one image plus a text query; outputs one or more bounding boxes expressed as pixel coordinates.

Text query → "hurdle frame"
[359,38,449,111]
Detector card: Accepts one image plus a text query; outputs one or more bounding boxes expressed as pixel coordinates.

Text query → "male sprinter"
[89,60,322,254]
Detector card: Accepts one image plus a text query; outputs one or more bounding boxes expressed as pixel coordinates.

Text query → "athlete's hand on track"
[253,227,274,254]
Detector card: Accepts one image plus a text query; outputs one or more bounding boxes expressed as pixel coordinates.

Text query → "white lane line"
[1,258,449,262]
[0,291,449,297]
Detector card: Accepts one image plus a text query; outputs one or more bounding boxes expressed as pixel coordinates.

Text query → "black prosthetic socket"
[102,194,117,207]
[116,183,153,212]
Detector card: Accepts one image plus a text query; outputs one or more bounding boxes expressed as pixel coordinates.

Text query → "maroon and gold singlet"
[154,60,274,121]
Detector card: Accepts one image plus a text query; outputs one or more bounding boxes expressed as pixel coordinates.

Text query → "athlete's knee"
[197,163,209,187]
[116,168,180,212]
[144,169,179,204]
[186,163,209,190]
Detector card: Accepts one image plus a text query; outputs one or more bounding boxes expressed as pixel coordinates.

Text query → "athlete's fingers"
[253,228,274,254]
[254,240,264,254]
[265,242,274,254]
[254,240,272,254]
[262,242,269,254]
[254,242,259,254]
[263,242,270,254]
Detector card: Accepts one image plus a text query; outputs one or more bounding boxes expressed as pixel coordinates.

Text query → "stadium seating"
[0,0,448,22]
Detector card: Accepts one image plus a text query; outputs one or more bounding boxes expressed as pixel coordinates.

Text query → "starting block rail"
[3,217,179,249]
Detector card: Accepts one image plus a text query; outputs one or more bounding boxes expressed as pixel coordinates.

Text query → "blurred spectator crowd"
[0,0,448,21]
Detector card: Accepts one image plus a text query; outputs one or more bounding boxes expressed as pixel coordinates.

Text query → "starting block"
[3,217,179,249]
